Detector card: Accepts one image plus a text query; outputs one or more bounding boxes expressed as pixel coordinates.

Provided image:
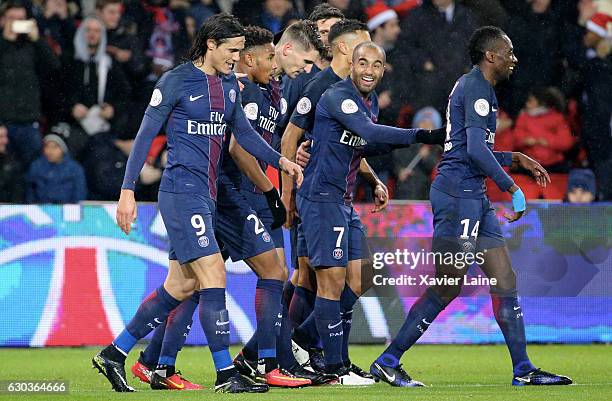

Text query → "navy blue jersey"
[299,78,420,205]
[219,77,284,193]
[433,66,508,198]
[290,67,342,139]
[277,64,321,131]
[122,62,281,200]
[299,78,379,205]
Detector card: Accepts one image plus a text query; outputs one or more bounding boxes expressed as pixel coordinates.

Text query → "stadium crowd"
[0,0,610,203]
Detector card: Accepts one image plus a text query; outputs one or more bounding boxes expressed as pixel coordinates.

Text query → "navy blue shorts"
[430,186,505,252]
[158,191,220,264]
[216,184,275,262]
[241,190,284,248]
[296,196,368,268]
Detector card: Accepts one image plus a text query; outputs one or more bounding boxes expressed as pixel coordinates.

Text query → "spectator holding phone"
[0,0,60,167]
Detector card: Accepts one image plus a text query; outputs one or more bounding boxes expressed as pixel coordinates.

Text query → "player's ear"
[206,39,217,51]
[283,42,292,56]
[484,50,495,64]
[338,41,349,56]
[244,52,254,67]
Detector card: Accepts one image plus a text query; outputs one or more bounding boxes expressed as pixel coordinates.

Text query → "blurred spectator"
[513,87,574,171]
[580,0,612,200]
[512,87,575,200]
[26,134,87,203]
[566,168,597,203]
[365,2,402,182]
[189,0,220,28]
[63,17,130,137]
[97,0,147,134]
[81,131,131,200]
[392,107,442,200]
[503,0,566,115]
[364,0,421,18]
[124,0,190,82]
[0,0,60,167]
[97,0,147,80]
[0,123,25,203]
[367,2,402,123]
[397,0,478,113]
[37,0,76,56]
[315,0,366,21]
[254,0,300,34]
[37,0,76,124]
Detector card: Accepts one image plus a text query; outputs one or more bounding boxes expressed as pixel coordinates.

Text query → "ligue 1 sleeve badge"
[474,98,490,117]
[149,89,163,107]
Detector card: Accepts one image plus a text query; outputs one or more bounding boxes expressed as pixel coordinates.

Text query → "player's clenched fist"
[279,157,303,187]
[116,189,137,235]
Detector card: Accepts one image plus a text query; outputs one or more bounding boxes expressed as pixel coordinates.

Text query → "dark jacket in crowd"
[0,152,25,203]
[0,37,60,123]
[396,2,478,113]
[26,155,87,203]
[503,6,565,115]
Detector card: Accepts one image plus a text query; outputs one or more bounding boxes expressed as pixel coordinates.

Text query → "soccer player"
[131,22,328,390]
[281,20,390,382]
[370,26,573,387]
[91,13,302,393]
[296,41,445,382]
[280,3,346,339]
[214,25,324,387]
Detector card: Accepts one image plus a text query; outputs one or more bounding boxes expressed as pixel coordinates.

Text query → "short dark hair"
[468,26,507,65]
[95,0,122,10]
[308,3,344,22]
[328,19,368,44]
[279,20,325,55]
[243,25,274,52]
[0,0,30,18]
[189,13,245,61]
[352,41,386,63]
[529,86,566,112]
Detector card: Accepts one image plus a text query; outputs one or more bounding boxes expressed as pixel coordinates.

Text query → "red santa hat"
[366,2,399,31]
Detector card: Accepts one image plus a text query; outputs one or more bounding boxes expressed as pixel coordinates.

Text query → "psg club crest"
[333,248,343,260]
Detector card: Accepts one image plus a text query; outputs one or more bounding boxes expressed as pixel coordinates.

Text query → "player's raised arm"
[117,75,177,234]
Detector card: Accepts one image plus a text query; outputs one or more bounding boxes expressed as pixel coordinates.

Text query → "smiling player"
[296,41,445,382]
[371,26,572,388]
[91,13,302,393]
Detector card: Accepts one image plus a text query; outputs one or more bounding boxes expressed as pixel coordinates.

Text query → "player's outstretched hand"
[117,189,137,235]
[513,152,551,188]
[504,184,526,223]
[279,157,303,188]
[264,188,287,229]
[416,127,447,145]
[372,182,389,213]
[296,140,311,169]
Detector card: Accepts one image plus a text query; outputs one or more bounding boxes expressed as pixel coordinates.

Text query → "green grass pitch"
[0,344,610,400]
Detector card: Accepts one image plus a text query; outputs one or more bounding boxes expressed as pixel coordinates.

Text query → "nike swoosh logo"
[216,320,230,326]
[190,94,204,101]
[492,108,498,112]
[166,377,185,389]
[327,321,342,329]
[154,318,163,324]
[278,313,283,318]
[375,363,396,383]
[513,306,521,310]
[422,318,431,325]
[514,376,530,383]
